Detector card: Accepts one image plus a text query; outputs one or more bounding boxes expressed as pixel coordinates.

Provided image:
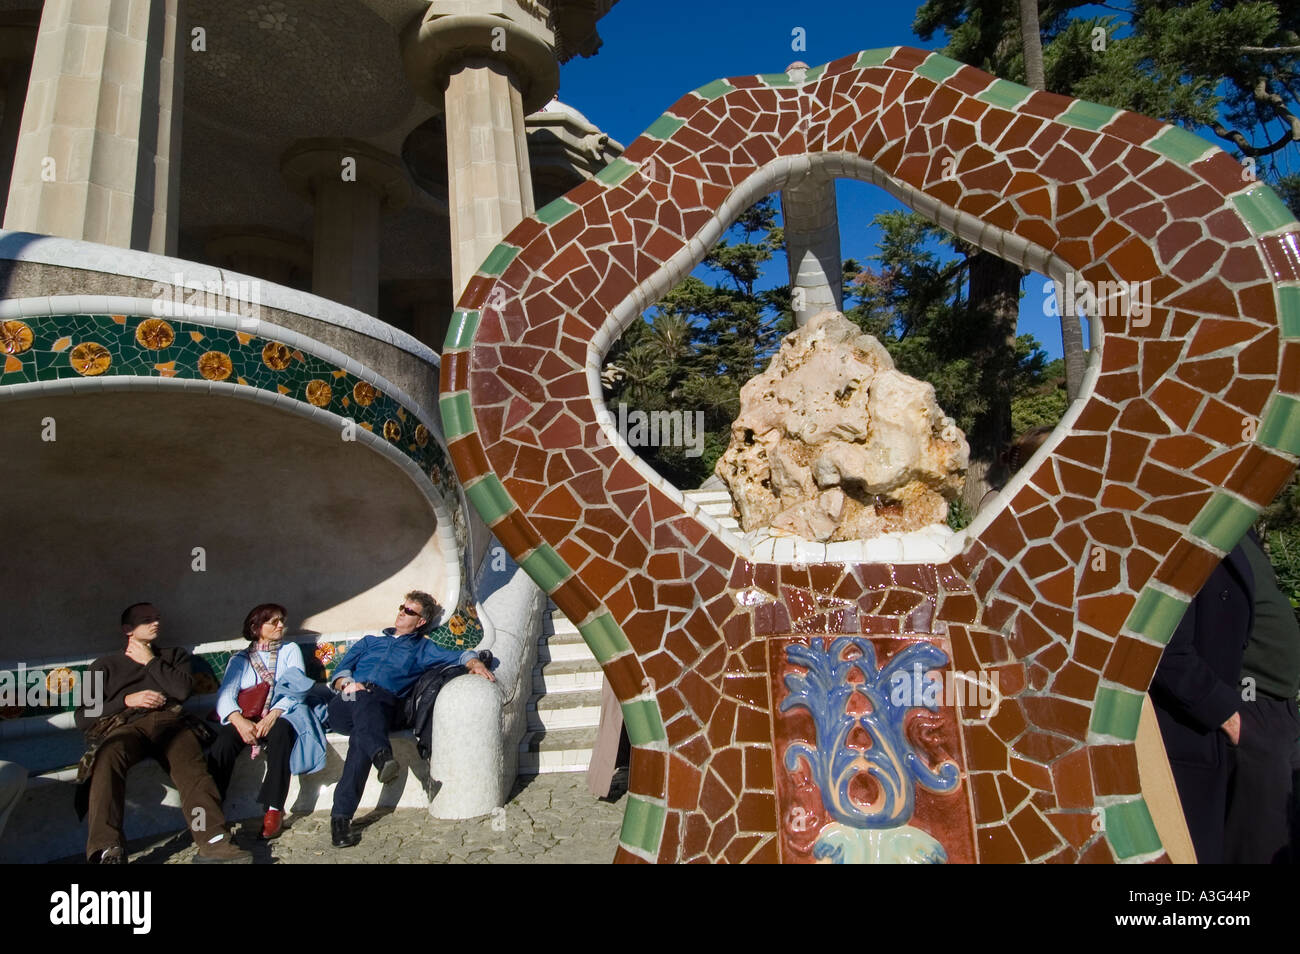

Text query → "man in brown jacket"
[76,602,249,864]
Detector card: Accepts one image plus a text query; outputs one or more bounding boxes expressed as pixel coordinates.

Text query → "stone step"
[520,725,598,754]
[528,684,602,731]
[536,639,594,663]
[518,751,591,774]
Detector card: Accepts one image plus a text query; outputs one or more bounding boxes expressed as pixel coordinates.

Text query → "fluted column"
[402,10,560,298]
[3,0,184,253]
[281,139,410,316]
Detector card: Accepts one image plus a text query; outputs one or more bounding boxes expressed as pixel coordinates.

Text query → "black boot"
[331,815,360,848]
[372,748,399,784]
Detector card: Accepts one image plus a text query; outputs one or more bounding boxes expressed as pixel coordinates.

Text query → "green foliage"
[604,196,789,489]
[1256,474,1300,619]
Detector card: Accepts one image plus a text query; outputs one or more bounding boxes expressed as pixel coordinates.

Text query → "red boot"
[260,808,283,840]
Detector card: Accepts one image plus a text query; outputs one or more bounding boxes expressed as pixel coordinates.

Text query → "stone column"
[781,172,842,327]
[3,0,184,254]
[281,139,410,316]
[402,10,560,298]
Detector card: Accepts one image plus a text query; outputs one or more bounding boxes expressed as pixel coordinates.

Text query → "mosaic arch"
[441,47,1300,863]
[0,301,468,617]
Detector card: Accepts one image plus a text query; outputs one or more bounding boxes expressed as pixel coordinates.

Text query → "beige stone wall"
[0,391,449,660]
[3,0,182,252]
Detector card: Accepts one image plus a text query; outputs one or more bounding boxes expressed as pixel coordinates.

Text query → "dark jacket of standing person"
[1150,542,1253,864]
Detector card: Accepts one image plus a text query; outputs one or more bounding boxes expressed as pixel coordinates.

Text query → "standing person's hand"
[340,680,367,698]
[1221,711,1241,745]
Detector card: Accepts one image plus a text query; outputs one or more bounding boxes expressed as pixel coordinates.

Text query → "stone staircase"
[517,487,740,775]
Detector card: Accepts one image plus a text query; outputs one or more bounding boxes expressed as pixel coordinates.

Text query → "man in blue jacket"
[327,590,493,847]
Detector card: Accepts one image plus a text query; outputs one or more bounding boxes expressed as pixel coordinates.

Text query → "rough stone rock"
[715,310,968,542]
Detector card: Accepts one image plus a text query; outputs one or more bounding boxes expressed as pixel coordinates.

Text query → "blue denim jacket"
[331,628,477,697]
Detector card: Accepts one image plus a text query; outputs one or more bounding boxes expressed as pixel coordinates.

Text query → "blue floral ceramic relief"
[780,636,960,863]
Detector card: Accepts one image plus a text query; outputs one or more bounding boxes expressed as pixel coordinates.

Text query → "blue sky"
[557,0,1070,358]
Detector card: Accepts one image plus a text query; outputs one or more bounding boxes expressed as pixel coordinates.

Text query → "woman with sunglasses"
[207,603,307,840]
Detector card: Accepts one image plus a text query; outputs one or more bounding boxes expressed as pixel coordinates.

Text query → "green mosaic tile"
[1090,685,1145,741]
[1258,393,1300,454]
[478,243,520,277]
[644,113,687,140]
[427,600,485,651]
[805,64,826,82]
[619,795,665,857]
[854,48,896,69]
[1147,126,1213,166]
[439,391,475,440]
[693,78,735,100]
[1124,587,1191,645]
[621,697,666,745]
[518,542,573,592]
[1279,286,1300,339]
[1104,799,1162,859]
[1233,185,1298,236]
[1059,99,1120,132]
[463,473,515,526]
[595,158,637,187]
[578,611,633,664]
[758,72,796,87]
[534,196,579,225]
[0,313,454,504]
[976,77,1032,110]
[1189,492,1259,555]
[915,54,964,83]
[443,310,480,352]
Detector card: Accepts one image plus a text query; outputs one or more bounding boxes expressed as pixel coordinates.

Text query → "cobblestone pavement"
[118,773,626,865]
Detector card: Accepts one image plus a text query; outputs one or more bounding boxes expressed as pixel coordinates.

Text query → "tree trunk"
[1061,304,1087,401]
[963,251,1022,513]
[1019,0,1046,91]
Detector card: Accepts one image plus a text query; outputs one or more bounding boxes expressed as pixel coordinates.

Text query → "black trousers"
[328,686,398,820]
[206,718,297,811]
[1225,696,1300,863]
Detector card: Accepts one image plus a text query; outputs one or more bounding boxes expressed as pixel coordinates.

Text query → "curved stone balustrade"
[442,49,1300,862]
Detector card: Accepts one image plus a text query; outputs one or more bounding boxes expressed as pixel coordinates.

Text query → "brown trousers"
[85,709,227,859]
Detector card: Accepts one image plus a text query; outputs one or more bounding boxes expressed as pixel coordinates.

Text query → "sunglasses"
[397,605,424,617]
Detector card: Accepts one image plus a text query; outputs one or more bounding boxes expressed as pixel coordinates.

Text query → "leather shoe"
[372,748,399,784]
[194,833,252,864]
[331,815,360,848]
[92,845,126,864]
[260,808,283,840]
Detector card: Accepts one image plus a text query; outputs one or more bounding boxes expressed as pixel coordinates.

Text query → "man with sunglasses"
[326,590,493,847]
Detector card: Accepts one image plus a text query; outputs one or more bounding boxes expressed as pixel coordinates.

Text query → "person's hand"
[124,690,165,710]
[254,709,282,738]
[124,638,155,666]
[230,712,258,745]
[341,680,367,698]
[1221,711,1241,745]
[467,658,495,683]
